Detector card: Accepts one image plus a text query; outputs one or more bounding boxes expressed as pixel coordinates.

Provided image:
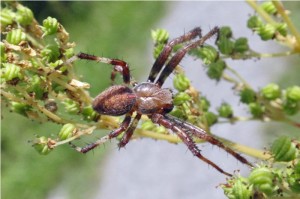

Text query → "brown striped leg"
[148,27,202,83]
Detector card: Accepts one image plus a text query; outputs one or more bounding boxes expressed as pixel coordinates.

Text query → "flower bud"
[1,8,15,27]
[286,86,300,102]
[275,23,287,37]
[217,36,234,55]
[82,105,99,121]
[234,37,249,53]
[260,1,277,15]
[219,26,232,38]
[197,45,218,65]
[257,24,276,41]
[63,99,80,114]
[1,63,23,81]
[41,45,60,63]
[247,15,263,30]
[201,112,218,126]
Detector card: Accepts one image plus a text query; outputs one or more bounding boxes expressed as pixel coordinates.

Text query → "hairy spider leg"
[156,26,219,87]
[70,114,132,153]
[71,52,132,85]
[118,113,142,148]
[151,113,232,177]
[148,27,202,83]
[165,115,254,167]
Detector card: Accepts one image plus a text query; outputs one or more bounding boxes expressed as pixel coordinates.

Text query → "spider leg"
[151,113,232,177]
[118,113,142,148]
[67,52,131,85]
[155,27,219,87]
[165,115,254,167]
[148,27,202,83]
[70,114,132,153]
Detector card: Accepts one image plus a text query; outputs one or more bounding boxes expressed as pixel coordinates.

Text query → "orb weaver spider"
[67,27,253,177]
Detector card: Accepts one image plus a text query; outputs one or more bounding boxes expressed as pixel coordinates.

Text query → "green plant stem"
[246,0,277,25]
[272,0,300,50]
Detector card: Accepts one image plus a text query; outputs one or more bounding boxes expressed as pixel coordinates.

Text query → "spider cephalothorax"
[68,27,253,176]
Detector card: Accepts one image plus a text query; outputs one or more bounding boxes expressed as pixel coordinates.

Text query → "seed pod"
[197,45,218,65]
[32,136,52,155]
[231,178,252,199]
[173,92,191,106]
[1,8,15,28]
[260,1,277,15]
[240,88,256,104]
[11,102,32,116]
[151,29,169,44]
[249,167,275,196]
[217,102,233,118]
[283,100,299,115]
[288,161,300,193]
[63,99,80,114]
[275,23,287,37]
[173,74,190,91]
[141,120,156,131]
[219,26,233,38]
[249,102,265,118]
[257,24,276,41]
[15,4,33,25]
[217,36,234,55]
[261,83,281,100]
[199,96,210,112]
[41,45,60,63]
[247,15,263,30]
[201,111,218,126]
[6,29,27,45]
[42,16,59,36]
[58,123,76,140]
[1,63,23,82]
[286,86,300,102]
[207,59,226,80]
[271,136,297,162]
[234,37,249,53]
[82,105,99,122]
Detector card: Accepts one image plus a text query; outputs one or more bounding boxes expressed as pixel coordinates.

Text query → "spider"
[67,27,253,177]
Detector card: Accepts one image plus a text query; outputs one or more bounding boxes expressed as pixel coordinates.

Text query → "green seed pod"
[217,102,233,118]
[249,167,275,196]
[283,100,299,115]
[0,8,15,27]
[58,123,76,140]
[275,23,287,37]
[6,29,26,45]
[173,74,190,91]
[42,16,59,36]
[82,105,99,121]
[11,102,32,116]
[261,83,281,100]
[64,48,74,59]
[234,37,249,53]
[249,102,265,118]
[15,4,33,25]
[239,88,256,104]
[173,92,191,106]
[231,178,252,199]
[247,15,263,30]
[141,120,156,131]
[41,44,60,63]
[219,26,233,38]
[286,86,300,102]
[63,99,80,114]
[169,107,186,119]
[153,43,165,59]
[260,1,277,15]
[197,45,218,65]
[201,111,218,127]
[207,59,226,80]
[1,63,23,81]
[32,136,52,155]
[151,29,169,44]
[257,24,276,41]
[271,136,297,162]
[217,36,234,55]
[199,96,210,112]
[27,75,46,100]
[289,161,300,193]
[1,42,6,62]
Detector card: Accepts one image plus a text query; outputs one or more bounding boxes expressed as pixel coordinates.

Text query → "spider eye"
[92,85,136,116]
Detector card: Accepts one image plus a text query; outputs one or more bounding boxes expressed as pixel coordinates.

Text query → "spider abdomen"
[133,82,173,115]
[92,85,136,116]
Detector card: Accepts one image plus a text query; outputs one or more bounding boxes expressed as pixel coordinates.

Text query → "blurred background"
[2,1,299,199]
